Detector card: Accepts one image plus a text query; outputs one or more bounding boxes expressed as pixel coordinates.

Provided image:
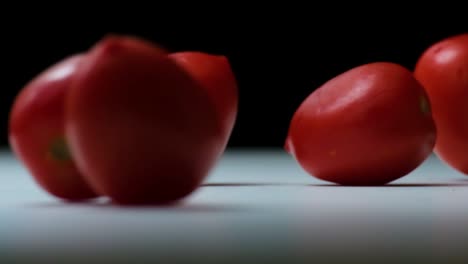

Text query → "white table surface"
[1,148,468,264]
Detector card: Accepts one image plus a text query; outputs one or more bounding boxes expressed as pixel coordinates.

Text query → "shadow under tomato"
[24,199,252,213]
[310,182,468,187]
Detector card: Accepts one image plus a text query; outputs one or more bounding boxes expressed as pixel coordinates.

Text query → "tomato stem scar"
[419,95,430,115]
[49,137,72,162]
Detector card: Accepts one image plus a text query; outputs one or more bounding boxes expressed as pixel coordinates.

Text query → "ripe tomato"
[414,33,468,175]
[65,35,224,204]
[169,51,238,155]
[285,62,436,185]
[9,54,99,200]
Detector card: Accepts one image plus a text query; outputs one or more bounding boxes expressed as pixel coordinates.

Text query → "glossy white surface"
[1,149,468,263]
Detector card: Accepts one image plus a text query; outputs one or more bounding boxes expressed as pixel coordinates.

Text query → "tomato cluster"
[8,32,468,204]
[9,35,238,204]
[285,33,468,185]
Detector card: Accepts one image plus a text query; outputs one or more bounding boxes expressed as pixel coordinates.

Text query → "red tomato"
[169,51,238,155]
[285,62,436,185]
[414,33,468,175]
[65,35,224,204]
[9,54,99,200]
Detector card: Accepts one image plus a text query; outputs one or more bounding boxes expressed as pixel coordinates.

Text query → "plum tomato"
[9,54,99,200]
[414,33,468,175]
[285,62,436,185]
[65,35,224,204]
[169,51,238,155]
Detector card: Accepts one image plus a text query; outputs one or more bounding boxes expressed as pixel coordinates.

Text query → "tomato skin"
[8,54,98,200]
[414,33,468,175]
[65,35,224,204]
[285,62,436,185]
[169,52,238,155]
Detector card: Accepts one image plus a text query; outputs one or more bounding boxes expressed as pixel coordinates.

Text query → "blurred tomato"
[169,51,238,155]
[285,62,436,185]
[65,35,224,204]
[414,33,468,175]
[9,54,98,200]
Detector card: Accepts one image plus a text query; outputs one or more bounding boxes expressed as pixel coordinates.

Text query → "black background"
[2,16,466,149]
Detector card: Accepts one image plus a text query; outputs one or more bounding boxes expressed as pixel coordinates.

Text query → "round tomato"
[9,54,99,200]
[285,62,436,185]
[65,35,224,204]
[169,51,238,156]
[414,33,468,175]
